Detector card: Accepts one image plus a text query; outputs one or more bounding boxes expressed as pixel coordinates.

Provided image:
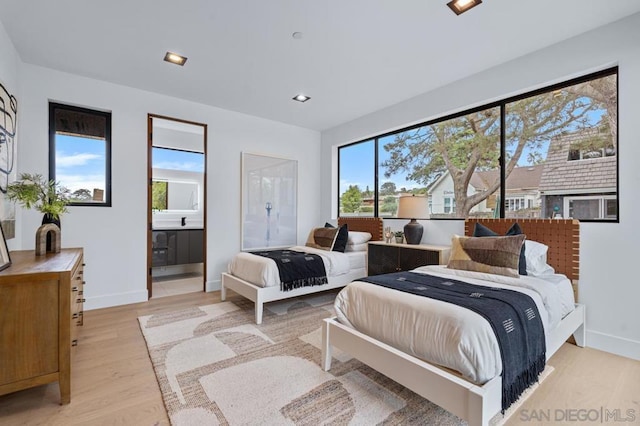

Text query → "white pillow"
[345,242,368,252]
[347,231,372,245]
[525,240,555,276]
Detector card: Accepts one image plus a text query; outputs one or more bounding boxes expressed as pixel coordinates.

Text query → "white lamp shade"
[397,195,429,219]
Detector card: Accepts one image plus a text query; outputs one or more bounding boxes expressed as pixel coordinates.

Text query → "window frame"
[49,102,112,207]
[337,66,619,223]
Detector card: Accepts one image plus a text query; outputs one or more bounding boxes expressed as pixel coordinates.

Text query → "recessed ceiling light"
[164,51,187,66]
[292,32,303,40]
[447,0,482,15]
[293,94,310,103]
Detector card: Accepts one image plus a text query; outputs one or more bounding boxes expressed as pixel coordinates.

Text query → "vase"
[41,214,61,252]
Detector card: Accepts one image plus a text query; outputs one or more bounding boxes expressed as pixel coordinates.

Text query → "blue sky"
[55,134,105,193]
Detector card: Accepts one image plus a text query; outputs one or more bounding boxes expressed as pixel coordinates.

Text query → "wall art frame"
[241,152,297,251]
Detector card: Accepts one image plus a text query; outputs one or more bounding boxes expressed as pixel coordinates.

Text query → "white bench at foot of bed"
[321,304,586,426]
[221,269,367,324]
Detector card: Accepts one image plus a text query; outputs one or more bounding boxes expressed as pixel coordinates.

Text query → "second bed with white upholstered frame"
[221,217,383,324]
[322,218,586,426]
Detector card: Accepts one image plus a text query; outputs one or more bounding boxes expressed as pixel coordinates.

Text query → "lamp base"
[404,219,423,245]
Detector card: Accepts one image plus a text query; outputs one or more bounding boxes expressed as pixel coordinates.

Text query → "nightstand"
[367,241,450,276]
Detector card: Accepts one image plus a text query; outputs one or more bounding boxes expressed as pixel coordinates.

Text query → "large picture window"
[49,103,112,206]
[337,67,618,222]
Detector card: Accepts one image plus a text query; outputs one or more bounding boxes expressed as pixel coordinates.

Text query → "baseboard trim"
[206,279,221,292]
[85,290,148,311]
[587,330,640,361]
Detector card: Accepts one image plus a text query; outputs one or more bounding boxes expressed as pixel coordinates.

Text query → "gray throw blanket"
[361,271,545,412]
[250,249,328,291]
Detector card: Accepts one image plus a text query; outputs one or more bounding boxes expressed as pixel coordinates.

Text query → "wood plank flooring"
[0,291,638,425]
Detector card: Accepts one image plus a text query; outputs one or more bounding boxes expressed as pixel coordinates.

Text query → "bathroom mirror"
[152,180,200,211]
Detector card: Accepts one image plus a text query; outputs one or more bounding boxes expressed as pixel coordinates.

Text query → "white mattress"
[228,246,354,288]
[334,265,575,384]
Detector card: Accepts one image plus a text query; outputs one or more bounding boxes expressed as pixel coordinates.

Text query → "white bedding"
[334,265,575,384]
[228,246,359,288]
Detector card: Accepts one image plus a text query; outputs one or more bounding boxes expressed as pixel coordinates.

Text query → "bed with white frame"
[321,218,585,426]
[221,217,383,324]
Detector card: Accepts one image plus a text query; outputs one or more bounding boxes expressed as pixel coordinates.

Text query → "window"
[564,195,617,220]
[444,197,456,214]
[49,103,111,206]
[338,140,375,216]
[337,67,618,222]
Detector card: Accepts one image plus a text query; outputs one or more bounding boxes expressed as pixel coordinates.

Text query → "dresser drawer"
[70,258,85,336]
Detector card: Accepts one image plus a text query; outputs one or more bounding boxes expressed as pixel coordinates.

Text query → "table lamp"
[397,195,429,245]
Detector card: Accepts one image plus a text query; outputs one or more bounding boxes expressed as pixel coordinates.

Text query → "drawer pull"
[76,276,82,280]
[71,339,78,347]
[83,281,86,285]
[72,313,79,319]
[76,321,82,326]
[77,298,86,303]
[78,291,83,296]
[82,263,86,266]
[79,311,84,317]
[72,286,78,292]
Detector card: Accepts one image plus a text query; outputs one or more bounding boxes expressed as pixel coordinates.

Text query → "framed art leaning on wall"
[241,152,297,251]
[0,222,11,271]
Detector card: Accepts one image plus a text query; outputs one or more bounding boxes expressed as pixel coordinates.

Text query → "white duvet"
[228,246,353,288]
[334,265,575,384]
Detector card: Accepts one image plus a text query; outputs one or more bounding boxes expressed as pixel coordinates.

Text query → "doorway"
[147,114,207,299]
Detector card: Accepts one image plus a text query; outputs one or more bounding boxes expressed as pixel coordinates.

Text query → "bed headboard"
[338,217,384,241]
[464,218,580,283]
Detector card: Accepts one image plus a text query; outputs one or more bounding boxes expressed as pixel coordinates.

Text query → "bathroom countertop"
[152,227,204,231]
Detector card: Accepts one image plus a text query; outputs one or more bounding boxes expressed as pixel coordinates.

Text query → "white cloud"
[57,153,102,167]
[57,173,105,193]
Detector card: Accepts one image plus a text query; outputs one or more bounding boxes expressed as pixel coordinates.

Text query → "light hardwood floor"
[0,291,638,425]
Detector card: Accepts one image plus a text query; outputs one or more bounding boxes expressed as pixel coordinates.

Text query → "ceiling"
[1,1,639,131]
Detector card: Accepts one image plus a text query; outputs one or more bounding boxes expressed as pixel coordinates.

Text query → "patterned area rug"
[138,293,551,425]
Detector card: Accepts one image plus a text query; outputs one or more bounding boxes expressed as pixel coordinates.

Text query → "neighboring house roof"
[473,164,543,192]
[539,131,616,193]
[427,164,543,194]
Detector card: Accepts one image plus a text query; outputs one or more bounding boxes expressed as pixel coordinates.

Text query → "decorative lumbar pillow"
[447,234,526,278]
[325,223,349,253]
[306,227,339,251]
[473,222,527,276]
[347,231,372,245]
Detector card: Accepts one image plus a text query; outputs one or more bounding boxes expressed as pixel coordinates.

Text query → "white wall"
[17,63,321,310]
[0,20,21,251]
[321,13,640,360]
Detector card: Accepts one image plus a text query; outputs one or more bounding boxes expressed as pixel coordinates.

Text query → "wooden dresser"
[0,248,84,404]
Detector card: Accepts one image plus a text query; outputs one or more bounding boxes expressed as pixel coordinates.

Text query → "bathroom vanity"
[151,229,204,267]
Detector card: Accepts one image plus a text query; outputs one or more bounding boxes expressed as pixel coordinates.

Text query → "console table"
[0,248,84,404]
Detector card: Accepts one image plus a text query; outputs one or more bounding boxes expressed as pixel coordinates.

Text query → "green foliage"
[394,231,404,237]
[380,196,397,213]
[341,185,362,213]
[71,188,92,201]
[152,181,168,211]
[359,206,374,213]
[6,173,70,220]
[379,181,397,196]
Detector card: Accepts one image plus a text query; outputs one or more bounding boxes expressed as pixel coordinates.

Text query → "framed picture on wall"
[0,222,11,272]
[241,152,297,251]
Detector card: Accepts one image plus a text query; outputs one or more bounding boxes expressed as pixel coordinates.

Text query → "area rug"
[138,294,552,425]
